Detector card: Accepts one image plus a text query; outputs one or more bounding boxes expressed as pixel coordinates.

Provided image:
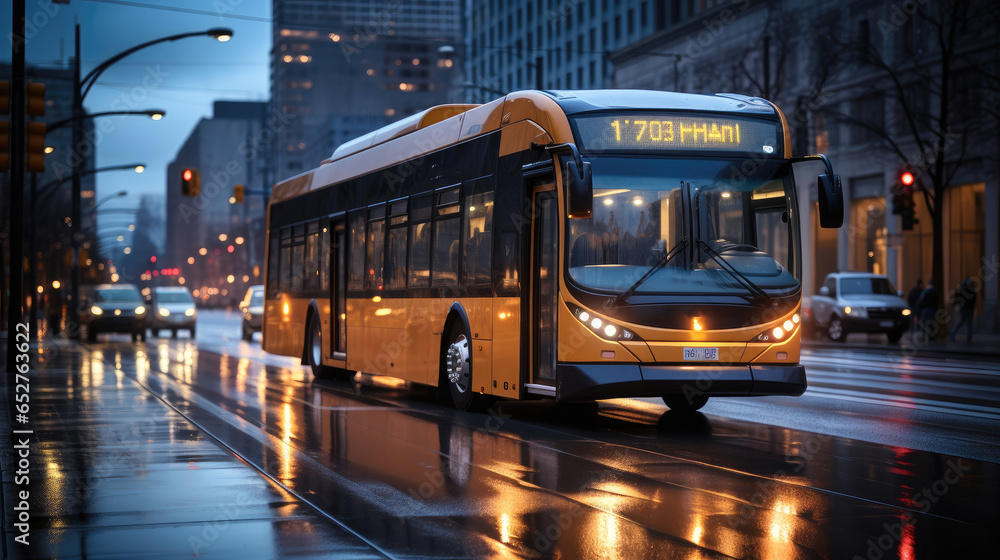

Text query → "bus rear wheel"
[663,394,708,413]
[444,325,477,411]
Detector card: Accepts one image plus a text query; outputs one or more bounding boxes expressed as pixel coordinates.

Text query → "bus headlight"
[753,313,800,342]
[571,305,637,342]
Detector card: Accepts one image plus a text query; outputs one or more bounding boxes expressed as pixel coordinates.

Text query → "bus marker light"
[777,352,788,360]
[601,350,615,359]
[375,308,391,316]
[693,318,703,331]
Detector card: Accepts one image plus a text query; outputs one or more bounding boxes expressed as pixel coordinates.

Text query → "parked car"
[240,285,265,341]
[804,272,912,343]
[148,286,197,338]
[81,284,147,342]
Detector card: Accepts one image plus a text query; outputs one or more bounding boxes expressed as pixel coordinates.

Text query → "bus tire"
[306,312,350,380]
[663,394,708,413]
[443,322,477,411]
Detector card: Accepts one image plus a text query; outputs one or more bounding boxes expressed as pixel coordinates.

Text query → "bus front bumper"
[556,363,806,402]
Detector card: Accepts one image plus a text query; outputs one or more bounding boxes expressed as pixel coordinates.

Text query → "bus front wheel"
[663,394,708,413]
[444,325,477,411]
[306,313,350,380]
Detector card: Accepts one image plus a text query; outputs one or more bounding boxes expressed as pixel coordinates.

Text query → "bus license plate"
[683,347,719,361]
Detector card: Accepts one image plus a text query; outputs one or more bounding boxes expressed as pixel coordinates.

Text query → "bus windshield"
[567,157,800,300]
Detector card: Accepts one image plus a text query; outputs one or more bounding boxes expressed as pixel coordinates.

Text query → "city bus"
[263,90,843,411]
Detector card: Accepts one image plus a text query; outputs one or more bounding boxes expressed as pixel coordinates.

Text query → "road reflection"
[129,341,997,559]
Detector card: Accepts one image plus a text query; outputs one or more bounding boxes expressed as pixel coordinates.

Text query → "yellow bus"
[263,90,843,411]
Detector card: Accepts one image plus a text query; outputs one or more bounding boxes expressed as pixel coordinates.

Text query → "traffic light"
[233,184,244,203]
[26,121,46,172]
[895,167,919,230]
[25,81,46,172]
[0,80,8,172]
[181,168,200,196]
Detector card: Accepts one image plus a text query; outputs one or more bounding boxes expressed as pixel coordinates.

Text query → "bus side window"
[279,227,292,294]
[348,211,366,291]
[432,187,461,287]
[267,231,280,298]
[386,199,408,290]
[366,206,386,291]
[463,182,493,286]
[318,218,330,292]
[291,224,306,292]
[409,193,433,288]
[305,221,320,291]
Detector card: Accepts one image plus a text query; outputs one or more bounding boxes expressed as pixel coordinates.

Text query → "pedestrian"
[917,280,939,341]
[907,279,923,332]
[949,276,976,343]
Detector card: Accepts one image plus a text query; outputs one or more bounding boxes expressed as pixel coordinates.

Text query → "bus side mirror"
[817,173,844,228]
[565,159,592,219]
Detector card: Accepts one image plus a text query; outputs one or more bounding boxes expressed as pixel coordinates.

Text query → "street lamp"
[68,24,234,338]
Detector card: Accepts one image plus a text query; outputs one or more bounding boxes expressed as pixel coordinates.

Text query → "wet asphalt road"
[4,310,998,559]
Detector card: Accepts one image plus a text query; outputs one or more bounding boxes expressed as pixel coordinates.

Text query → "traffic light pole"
[7,0,26,372]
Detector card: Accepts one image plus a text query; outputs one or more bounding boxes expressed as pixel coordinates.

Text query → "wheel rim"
[829,319,843,340]
[446,334,471,394]
[311,320,322,366]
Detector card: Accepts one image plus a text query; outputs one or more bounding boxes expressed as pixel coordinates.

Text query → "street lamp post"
[29,167,141,333]
[67,24,233,338]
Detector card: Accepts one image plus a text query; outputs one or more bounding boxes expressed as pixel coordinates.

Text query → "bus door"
[330,220,347,359]
[530,187,558,385]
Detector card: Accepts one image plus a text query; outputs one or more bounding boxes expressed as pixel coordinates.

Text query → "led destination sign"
[574,114,782,155]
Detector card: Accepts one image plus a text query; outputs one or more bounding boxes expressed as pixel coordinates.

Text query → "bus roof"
[271,90,785,205]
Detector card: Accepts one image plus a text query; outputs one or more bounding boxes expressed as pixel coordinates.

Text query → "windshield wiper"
[608,239,688,307]
[697,240,774,307]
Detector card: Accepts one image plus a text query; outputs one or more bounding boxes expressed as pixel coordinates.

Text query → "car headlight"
[844,306,868,318]
[184,307,196,317]
[158,308,170,317]
[91,305,103,315]
[135,306,146,315]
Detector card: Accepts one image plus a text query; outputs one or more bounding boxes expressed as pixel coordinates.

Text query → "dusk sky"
[3,0,272,240]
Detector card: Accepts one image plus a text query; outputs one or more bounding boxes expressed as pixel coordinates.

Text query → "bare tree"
[828,0,996,296]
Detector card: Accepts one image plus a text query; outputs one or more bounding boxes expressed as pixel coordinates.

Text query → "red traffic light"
[900,171,915,186]
[183,169,193,181]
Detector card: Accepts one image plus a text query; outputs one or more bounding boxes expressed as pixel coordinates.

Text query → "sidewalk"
[1,339,387,560]
[804,329,1000,359]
